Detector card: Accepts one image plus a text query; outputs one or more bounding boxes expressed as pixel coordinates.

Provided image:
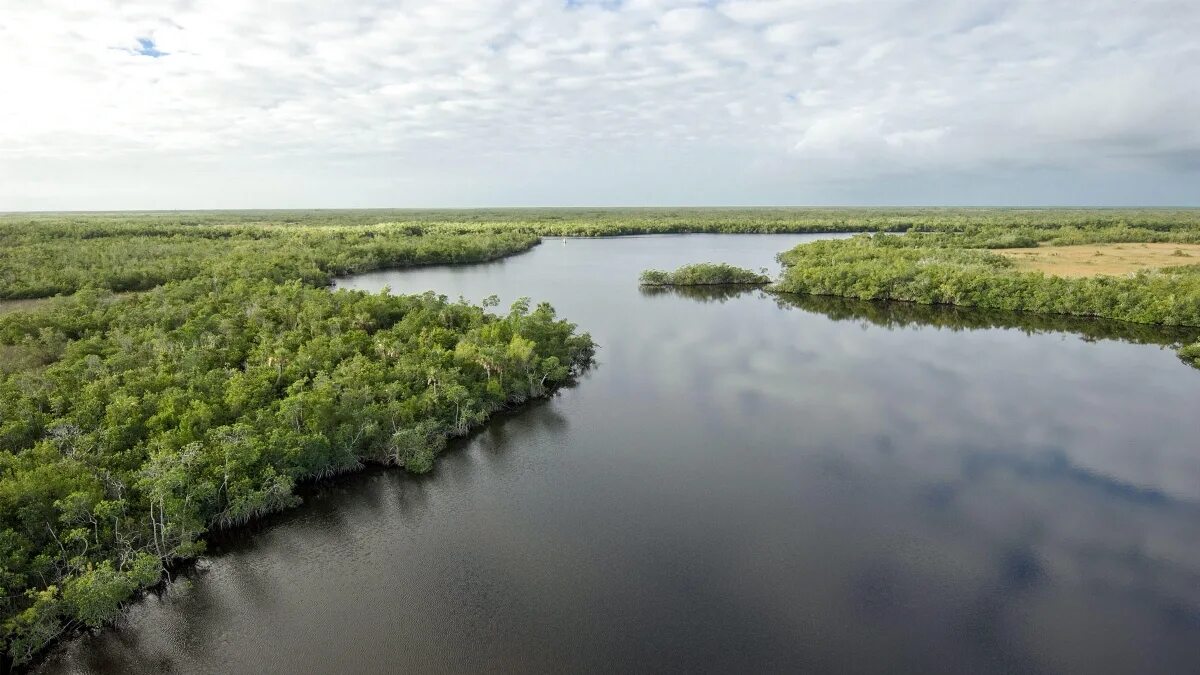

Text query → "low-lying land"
[997,242,1200,277]
[2,207,1200,666]
[4,207,1200,299]
[639,263,769,287]
[771,233,1200,369]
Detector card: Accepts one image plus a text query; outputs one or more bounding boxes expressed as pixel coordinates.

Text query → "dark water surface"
[43,235,1200,674]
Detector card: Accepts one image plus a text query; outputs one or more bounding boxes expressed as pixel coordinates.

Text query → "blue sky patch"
[135,37,166,58]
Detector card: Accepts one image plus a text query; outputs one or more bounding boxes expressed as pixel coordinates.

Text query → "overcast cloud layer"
[1,0,1197,209]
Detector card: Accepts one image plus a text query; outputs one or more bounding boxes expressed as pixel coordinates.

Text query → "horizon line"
[4,204,1200,215]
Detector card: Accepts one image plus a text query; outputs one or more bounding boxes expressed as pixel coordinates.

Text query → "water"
[43,234,1200,674]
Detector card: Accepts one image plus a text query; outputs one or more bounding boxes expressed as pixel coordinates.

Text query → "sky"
[1,0,1198,210]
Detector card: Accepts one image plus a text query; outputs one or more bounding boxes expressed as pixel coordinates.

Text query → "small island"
[639,262,771,286]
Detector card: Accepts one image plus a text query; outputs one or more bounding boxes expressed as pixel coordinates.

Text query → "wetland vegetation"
[639,263,770,287]
[633,209,1200,369]
[772,233,1200,368]
[5,207,1200,299]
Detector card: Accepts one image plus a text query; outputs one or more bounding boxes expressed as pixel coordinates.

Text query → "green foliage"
[63,557,159,629]
[1180,342,1200,369]
[0,218,539,299]
[639,263,770,286]
[387,422,444,474]
[774,234,1200,326]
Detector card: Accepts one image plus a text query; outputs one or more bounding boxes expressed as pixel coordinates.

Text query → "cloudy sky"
[1,0,1197,209]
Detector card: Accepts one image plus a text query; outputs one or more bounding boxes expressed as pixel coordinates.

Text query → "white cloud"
[0,0,1196,208]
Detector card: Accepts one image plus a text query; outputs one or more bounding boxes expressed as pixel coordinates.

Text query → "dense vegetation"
[0,220,539,300]
[5,208,1200,299]
[0,283,592,664]
[1181,343,1200,368]
[639,263,770,287]
[772,233,1200,368]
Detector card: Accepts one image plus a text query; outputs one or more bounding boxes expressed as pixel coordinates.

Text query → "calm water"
[43,235,1200,674]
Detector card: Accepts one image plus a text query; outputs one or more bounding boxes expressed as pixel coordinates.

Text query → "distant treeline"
[0,225,539,300]
[4,208,1200,299]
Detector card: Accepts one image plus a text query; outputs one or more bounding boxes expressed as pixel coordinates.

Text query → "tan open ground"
[996,242,1200,278]
[0,297,49,314]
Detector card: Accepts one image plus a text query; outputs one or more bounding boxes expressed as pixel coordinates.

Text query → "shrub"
[639,263,770,286]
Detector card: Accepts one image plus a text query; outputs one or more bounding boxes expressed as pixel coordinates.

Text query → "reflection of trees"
[638,285,764,304]
[771,293,1200,349]
[643,283,1199,350]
